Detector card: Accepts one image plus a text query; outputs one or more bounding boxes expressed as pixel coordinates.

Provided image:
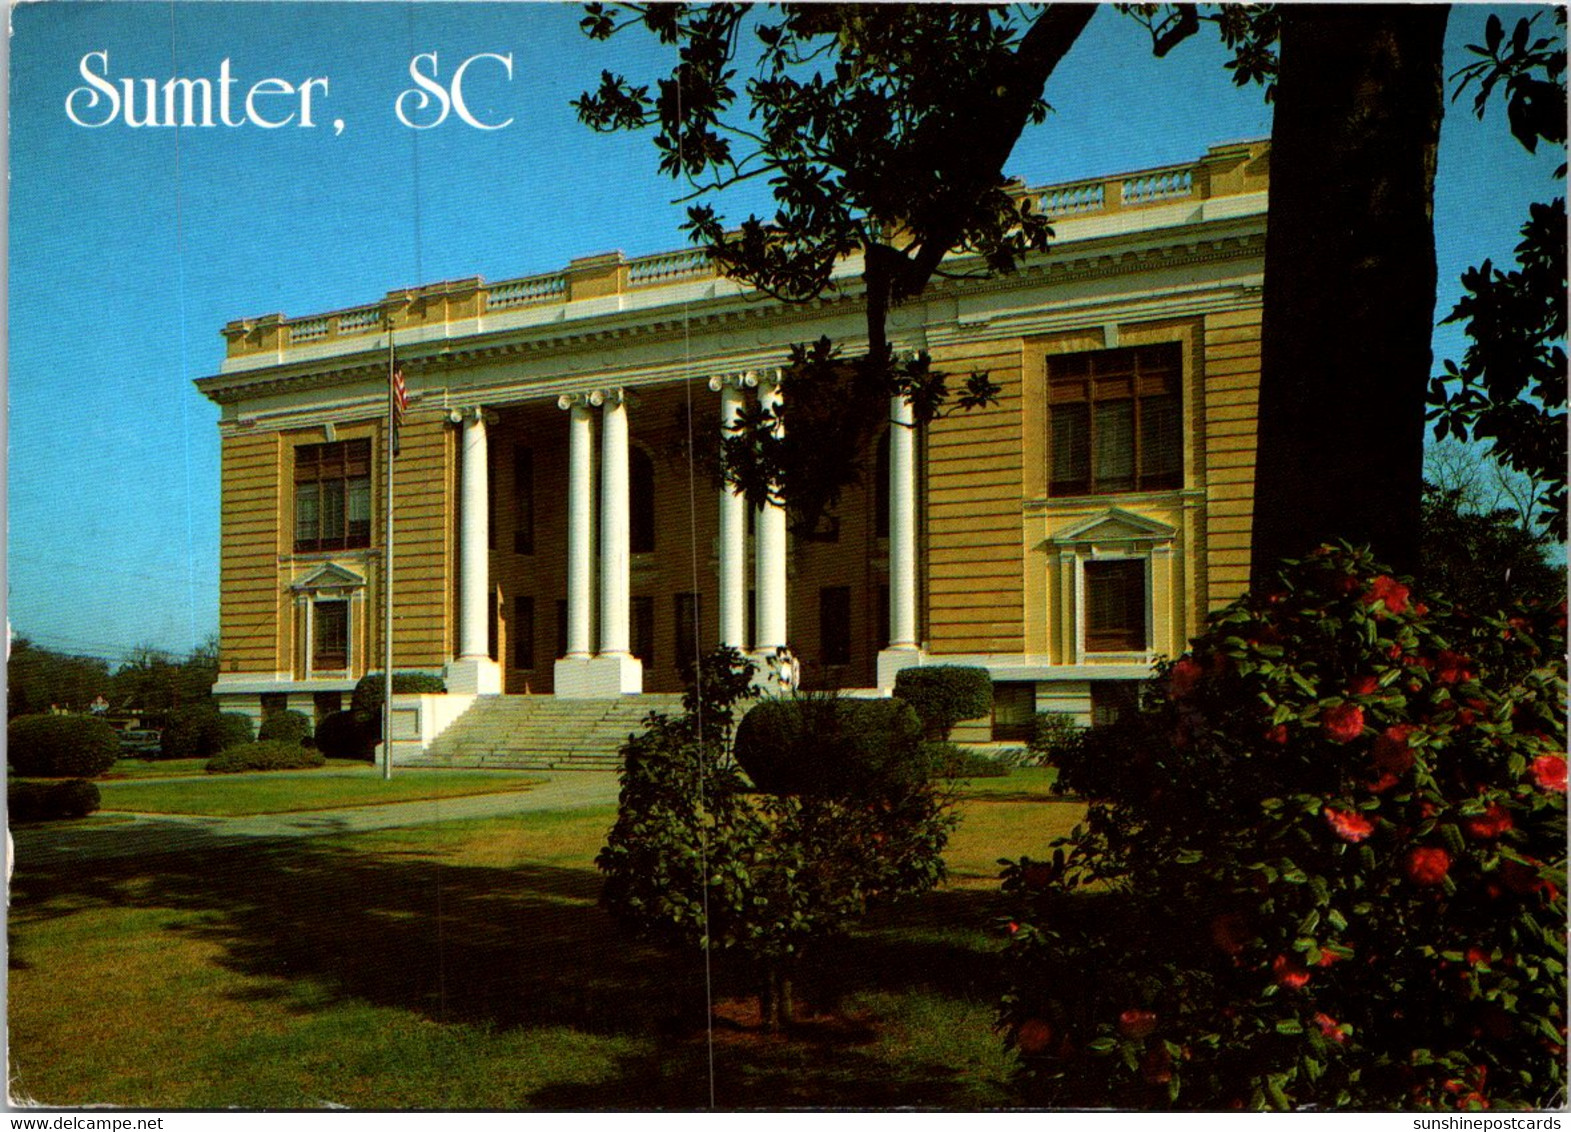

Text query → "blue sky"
[7,3,1562,663]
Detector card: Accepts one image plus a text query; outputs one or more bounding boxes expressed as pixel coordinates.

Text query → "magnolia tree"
[999,546,1566,1110]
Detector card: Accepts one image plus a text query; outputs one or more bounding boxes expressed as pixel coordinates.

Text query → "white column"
[560,395,593,659]
[447,406,502,694]
[710,374,751,650]
[555,389,642,697]
[457,408,490,661]
[888,394,918,649]
[754,373,788,654]
[877,389,926,691]
[597,388,631,656]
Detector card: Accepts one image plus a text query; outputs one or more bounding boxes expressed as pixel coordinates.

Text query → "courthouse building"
[197,140,1269,756]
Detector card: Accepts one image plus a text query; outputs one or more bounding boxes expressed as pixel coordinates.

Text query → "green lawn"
[8,768,1080,1108]
[94,768,545,816]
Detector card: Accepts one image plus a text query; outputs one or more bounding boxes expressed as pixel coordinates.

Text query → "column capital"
[588,387,625,408]
[447,406,496,425]
[755,366,785,390]
[557,392,590,411]
[707,371,758,393]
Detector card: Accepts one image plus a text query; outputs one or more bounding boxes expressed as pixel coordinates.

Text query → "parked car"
[117,729,162,758]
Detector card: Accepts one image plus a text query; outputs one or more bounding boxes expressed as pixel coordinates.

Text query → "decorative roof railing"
[225,139,1267,359]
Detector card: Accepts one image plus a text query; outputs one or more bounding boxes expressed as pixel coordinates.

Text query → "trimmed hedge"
[315,710,376,761]
[7,714,121,778]
[258,709,315,747]
[351,672,446,722]
[9,778,101,821]
[163,705,255,760]
[893,666,993,740]
[206,741,327,774]
[926,740,1010,779]
[733,695,927,796]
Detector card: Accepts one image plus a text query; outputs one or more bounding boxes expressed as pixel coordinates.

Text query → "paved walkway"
[8,770,622,869]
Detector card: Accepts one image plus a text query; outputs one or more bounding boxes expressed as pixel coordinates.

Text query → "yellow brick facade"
[201,141,1269,732]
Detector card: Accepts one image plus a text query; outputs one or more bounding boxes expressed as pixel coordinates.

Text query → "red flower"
[1118,1009,1158,1040]
[1016,1018,1054,1054]
[1404,846,1451,887]
[1324,806,1376,843]
[1314,1012,1348,1044]
[1371,724,1417,777]
[1461,803,1513,841]
[1169,657,1204,699]
[1365,575,1411,614]
[1349,674,1380,696]
[1465,947,1491,967]
[1265,723,1289,745]
[1316,948,1345,968]
[1367,771,1401,795]
[1321,703,1365,744]
[1273,953,1311,989]
[1530,754,1567,793]
[1500,858,1554,898]
[1211,912,1252,956]
[1433,650,1476,685]
[1338,574,1362,595]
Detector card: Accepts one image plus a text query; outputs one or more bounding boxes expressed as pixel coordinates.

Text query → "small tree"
[599,648,955,1031]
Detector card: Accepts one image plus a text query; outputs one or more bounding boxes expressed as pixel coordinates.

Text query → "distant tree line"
[7,636,218,721]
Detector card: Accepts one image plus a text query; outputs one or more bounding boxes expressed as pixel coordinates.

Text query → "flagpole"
[383,326,396,781]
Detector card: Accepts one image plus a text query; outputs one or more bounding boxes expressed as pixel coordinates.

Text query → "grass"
[93,768,545,816]
[8,767,1079,1108]
[101,757,367,780]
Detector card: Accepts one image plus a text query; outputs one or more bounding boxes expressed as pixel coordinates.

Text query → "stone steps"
[405,694,685,771]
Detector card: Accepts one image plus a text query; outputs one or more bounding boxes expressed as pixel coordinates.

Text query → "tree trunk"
[1249,5,1449,586]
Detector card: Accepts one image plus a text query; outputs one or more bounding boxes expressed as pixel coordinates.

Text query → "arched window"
[630,446,655,553]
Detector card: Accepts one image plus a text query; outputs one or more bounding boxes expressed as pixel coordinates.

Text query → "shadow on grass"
[10,822,1012,1107]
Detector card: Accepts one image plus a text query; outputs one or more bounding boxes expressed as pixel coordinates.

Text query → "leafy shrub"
[258,709,314,747]
[893,666,993,740]
[927,741,1010,779]
[7,714,120,778]
[162,705,255,760]
[999,545,1567,1111]
[601,648,955,1030]
[315,710,376,761]
[733,694,926,795]
[1026,712,1081,766]
[8,778,101,821]
[351,671,446,723]
[206,740,327,774]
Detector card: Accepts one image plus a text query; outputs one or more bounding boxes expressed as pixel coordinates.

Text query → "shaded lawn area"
[8,769,1082,1109]
[92,769,546,817]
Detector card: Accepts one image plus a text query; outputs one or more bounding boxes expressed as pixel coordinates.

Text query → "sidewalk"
[9,770,623,869]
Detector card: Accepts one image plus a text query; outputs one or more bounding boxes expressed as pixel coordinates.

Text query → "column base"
[876,647,925,693]
[554,653,644,698]
[445,657,503,695]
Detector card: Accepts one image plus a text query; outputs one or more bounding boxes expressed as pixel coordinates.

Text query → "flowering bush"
[999,545,1566,1110]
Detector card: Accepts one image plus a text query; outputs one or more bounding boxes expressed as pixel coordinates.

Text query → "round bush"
[258,709,314,746]
[351,671,446,722]
[315,710,376,761]
[734,695,926,796]
[8,778,101,822]
[162,705,255,760]
[1000,545,1567,1111]
[893,666,993,740]
[7,714,120,778]
[206,740,327,774]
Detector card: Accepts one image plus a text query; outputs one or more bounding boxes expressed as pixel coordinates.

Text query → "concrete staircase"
[405,694,686,771]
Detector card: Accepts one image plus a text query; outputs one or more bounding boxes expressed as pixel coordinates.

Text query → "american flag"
[391,367,407,455]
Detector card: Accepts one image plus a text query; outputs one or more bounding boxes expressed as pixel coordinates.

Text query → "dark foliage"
[314,710,376,761]
[7,714,121,778]
[351,672,447,724]
[206,741,328,774]
[1419,484,1565,612]
[8,778,101,822]
[733,694,927,796]
[258,709,315,747]
[893,665,993,741]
